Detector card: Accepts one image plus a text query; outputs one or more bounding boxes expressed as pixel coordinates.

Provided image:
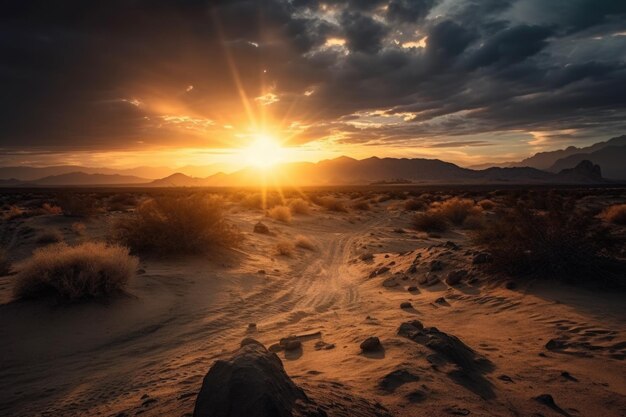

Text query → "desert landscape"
[0,186,625,417]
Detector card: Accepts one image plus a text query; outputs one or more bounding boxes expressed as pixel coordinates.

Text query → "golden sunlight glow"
[242,134,286,168]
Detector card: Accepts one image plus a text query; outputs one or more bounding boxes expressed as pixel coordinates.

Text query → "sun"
[242,134,286,168]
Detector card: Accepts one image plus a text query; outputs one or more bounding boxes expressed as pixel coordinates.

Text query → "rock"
[136,268,146,275]
[360,337,382,352]
[430,260,443,272]
[241,338,264,348]
[253,222,270,234]
[360,253,374,261]
[393,228,405,234]
[405,390,427,403]
[314,341,335,351]
[425,275,440,286]
[193,342,325,417]
[257,269,266,274]
[434,297,447,305]
[279,336,302,351]
[397,320,424,337]
[247,323,257,331]
[545,339,566,351]
[472,253,491,264]
[407,264,417,274]
[560,371,578,381]
[400,301,412,309]
[497,374,513,382]
[444,241,460,250]
[505,281,517,290]
[407,286,418,292]
[446,269,468,285]
[384,254,390,258]
[378,369,419,393]
[382,277,398,288]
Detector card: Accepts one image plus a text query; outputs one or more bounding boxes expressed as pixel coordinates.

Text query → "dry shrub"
[404,198,427,211]
[351,200,371,211]
[72,222,86,236]
[241,193,283,210]
[478,199,496,210]
[115,194,242,255]
[463,214,485,230]
[58,194,98,217]
[13,242,138,301]
[36,228,64,244]
[434,197,482,225]
[267,205,292,223]
[288,198,310,215]
[295,235,316,251]
[601,204,626,225]
[413,210,449,232]
[4,205,25,220]
[276,240,295,257]
[315,196,348,212]
[41,203,62,215]
[107,193,138,212]
[473,198,623,286]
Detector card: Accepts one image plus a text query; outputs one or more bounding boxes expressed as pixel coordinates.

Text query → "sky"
[1,0,626,170]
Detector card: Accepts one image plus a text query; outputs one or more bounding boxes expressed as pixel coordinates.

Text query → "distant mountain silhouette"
[28,172,150,186]
[549,145,626,180]
[513,134,626,170]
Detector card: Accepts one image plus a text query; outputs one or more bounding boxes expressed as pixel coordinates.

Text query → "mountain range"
[0,135,623,187]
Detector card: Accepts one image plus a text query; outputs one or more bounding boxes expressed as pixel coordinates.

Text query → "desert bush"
[435,197,482,225]
[36,228,64,244]
[473,198,623,286]
[57,194,98,217]
[72,222,86,236]
[241,193,282,210]
[107,193,138,212]
[413,210,449,232]
[351,200,371,211]
[315,196,348,212]
[41,203,62,215]
[276,240,295,257]
[295,235,316,251]
[267,205,292,223]
[13,242,138,301]
[115,194,242,255]
[404,198,427,211]
[601,204,626,225]
[4,205,26,220]
[478,199,496,210]
[288,198,311,215]
[462,213,485,230]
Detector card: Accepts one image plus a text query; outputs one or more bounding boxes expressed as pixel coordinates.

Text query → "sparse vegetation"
[72,222,87,236]
[315,196,348,212]
[350,200,371,211]
[13,242,138,301]
[58,194,98,217]
[404,198,427,211]
[4,205,25,220]
[478,199,496,210]
[601,204,626,225]
[295,235,316,250]
[434,197,482,225]
[36,228,64,244]
[413,210,449,232]
[41,203,62,215]
[276,240,295,257]
[473,197,623,286]
[288,198,310,215]
[115,194,242,254]
[267,205,292,223]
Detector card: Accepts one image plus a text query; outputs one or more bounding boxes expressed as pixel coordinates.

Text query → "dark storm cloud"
[1,0,626,154]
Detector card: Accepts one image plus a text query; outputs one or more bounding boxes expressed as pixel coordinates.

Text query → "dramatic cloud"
[1,0,625,165]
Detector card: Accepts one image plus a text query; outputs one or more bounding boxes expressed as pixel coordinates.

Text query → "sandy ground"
[0,201,625,417]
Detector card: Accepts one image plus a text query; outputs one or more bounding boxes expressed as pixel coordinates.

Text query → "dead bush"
[57,194,99,217]
[478,199,496,210]
[413,210,449,232]
[601,204,626,225]
[404,198,427,211]
[267,205,292,223]
[13,242,138,301]
[315,196,348,212]
[72,222,86,236]
[288,198,311,215]
[36,228,64,244]
[276,240,295,257]
[435,197,482,225]
[4,205,26,220]
[115,195,242,255]
[295,235,316,251]
[473,198,623,286]
[351,200,371,211]
[41,203,62,215]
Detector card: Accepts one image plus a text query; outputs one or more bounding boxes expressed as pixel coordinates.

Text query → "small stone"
[257,269,266,274]
[434,297,446,305]
[360,336,382,352]
[472,252,492,264]
[382,277,398,288]
[407,264,417,274]
[407,286,418,292]
[446,269,468,285]
[253,222,270,234]
[279,336,302,351]
[400,301,412,309]
[430,260,443,272]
